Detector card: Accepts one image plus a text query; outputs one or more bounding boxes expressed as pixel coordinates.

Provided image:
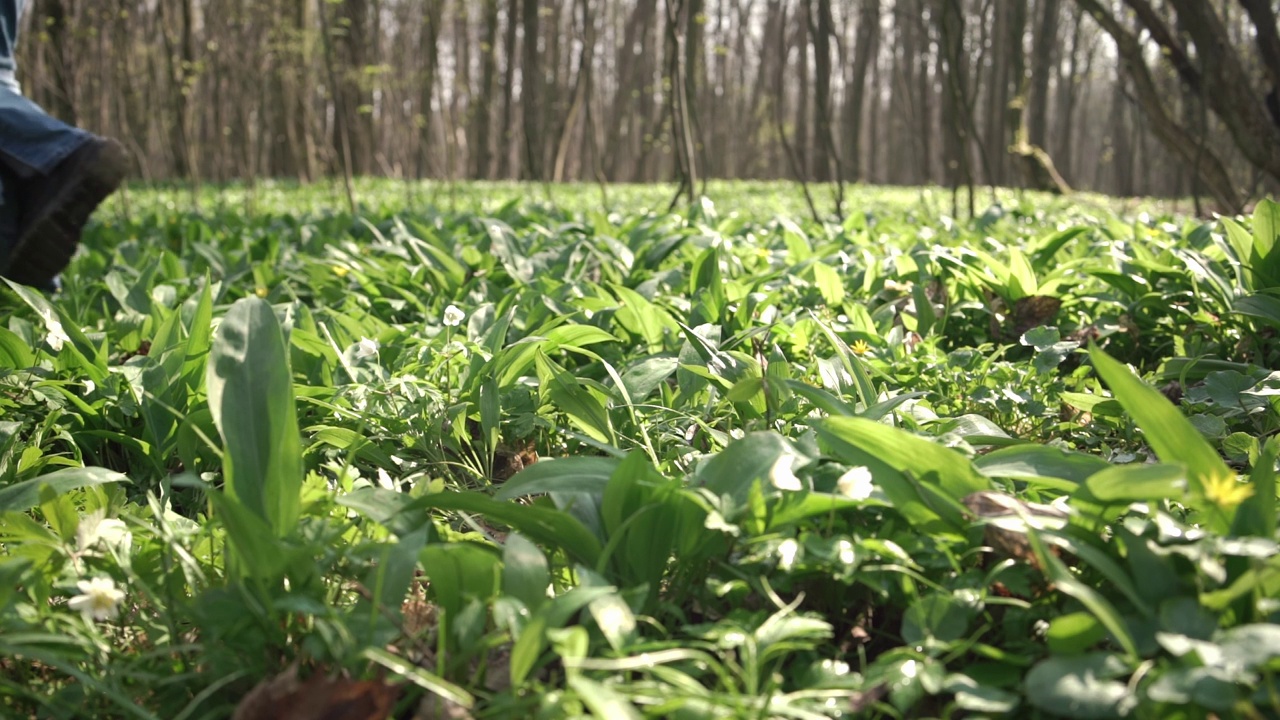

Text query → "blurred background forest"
[13,0,1280,211]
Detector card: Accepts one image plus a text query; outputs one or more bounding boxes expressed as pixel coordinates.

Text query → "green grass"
[1,181,1277,719]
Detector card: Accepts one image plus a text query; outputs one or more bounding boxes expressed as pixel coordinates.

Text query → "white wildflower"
[442,304,466,327]
[769,453,803,491]
[836,466,875,500]
[835,539,856,565]
[778,538,800,571]
[68,577,125,622]
[46,321,71,352]
[75,514,131,555]
[353,337,379,360]
[83,379,96,396]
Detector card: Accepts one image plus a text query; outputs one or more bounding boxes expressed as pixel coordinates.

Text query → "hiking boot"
[5,136,128,287]
[0,170,17,280]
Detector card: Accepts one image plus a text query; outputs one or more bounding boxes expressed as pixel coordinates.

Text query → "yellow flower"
[1202,470,1254,509]
[331,265,350,278]
[254,287,269,298]
[850,339,871,356]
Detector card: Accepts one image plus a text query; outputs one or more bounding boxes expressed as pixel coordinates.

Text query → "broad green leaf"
[568,675,642,720]
[355,527,429,646]
[508,612,547,688]
[618,356,679,401]
[0,327,34,368]
[503,533,551,612]
[1251,198,1280,288]
[901,593,975,646]
[407,491,601,568]
[204,490,287,581]
[542,324,620,350]
[944,674,1020,714]
[38,484,79,542]
[496,456,620,501]
[1222,217,1257,288]
[207,297,303,536]
[811,261,845,306]
[0,467,129,513]
[305,425,395,467]
[1233,437,1278,538]
[1024,653,1135,719]
[612,285,670,352]
[818,417,989,506]
[1235,293,1280,329]
[536,351,614,445]
[1082,463,1187,502]
[1199,557,1280,611]
[1146,667,1236,712]
[697,431,794,505]
[1089,346,1232,501]
[420,542,501,621]
[1026,527,1138,659]
[1046,612,1108,655]
[1216,623,1280,670]
[1006,247,1038,298]
[588,592,636,652]
[4,279,107,383]
[975,445,1111,486]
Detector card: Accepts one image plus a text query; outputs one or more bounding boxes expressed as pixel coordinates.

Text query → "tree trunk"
[1028,0,1059,150]
[1075,0,1244,210]
[417,0,444,178]
[937,0,975,216]
[521,0,543,181]
[497,0,519,179]
[472,0,499,179]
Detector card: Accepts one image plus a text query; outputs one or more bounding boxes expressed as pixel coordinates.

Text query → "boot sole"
[7,139,128,287]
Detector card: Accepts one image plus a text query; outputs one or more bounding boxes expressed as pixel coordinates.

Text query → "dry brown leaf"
[233,666,399,720]
[962,490,1069,567]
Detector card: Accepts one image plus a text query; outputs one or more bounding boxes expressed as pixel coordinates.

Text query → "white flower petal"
[778,538,800,571]
[69,577,125,622]
[769,453,803,492]
[836,466,875,500]
[442,304,466,327]
[353,337,379,360]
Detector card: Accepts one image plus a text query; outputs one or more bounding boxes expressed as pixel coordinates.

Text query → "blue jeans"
[1,0,89,176]
[0,0,91,277]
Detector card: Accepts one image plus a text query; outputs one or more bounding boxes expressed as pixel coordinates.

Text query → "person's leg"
[0,0,127,288]
[0,0,90,177]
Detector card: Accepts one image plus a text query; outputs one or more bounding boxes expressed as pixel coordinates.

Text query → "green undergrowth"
[0,183,1277,719]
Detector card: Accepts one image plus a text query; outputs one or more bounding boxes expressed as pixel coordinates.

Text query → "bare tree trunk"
[1075,0,1244,210]
[416,0,444,178]
[472,0,499,179]
[1028,0,1059,150]
[793,1,810,179]
[938,0,975,216]
[843,0,879,184]
[497,0,520,179]
[805,0,839,186]
[553,0,595,182]
[665,0,700,206]
[521,0,543,181]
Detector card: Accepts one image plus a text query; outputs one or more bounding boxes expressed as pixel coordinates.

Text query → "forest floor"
[0,182,1276,719]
